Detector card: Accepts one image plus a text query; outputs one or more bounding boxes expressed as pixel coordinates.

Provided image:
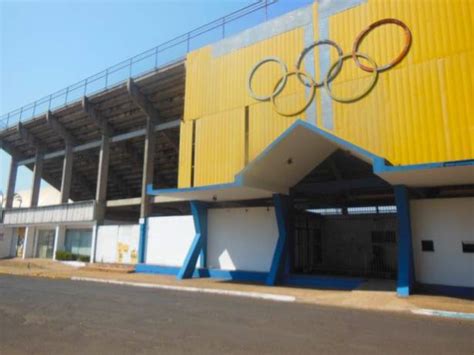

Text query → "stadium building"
[0,0,473,298]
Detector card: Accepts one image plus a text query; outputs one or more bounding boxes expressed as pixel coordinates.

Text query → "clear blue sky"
[0,0,311,195]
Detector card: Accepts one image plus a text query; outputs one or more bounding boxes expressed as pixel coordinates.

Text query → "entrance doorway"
[292,210,397,279]
[291,150,398,281]
[36,230,55,259]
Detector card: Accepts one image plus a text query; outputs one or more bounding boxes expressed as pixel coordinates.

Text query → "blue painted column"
[266,194,291,286]
[177,201,208,279]
[394,185,415,297]
[138,218,148,263]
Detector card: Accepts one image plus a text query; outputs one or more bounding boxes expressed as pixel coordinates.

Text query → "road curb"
[70,276,296,303]
[411,308,474,320]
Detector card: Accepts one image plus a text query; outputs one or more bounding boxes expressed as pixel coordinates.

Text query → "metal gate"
[292,211,398,279]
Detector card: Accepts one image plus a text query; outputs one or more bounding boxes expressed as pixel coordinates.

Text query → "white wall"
[411,197,474,288]
[95,224,139,264]
[207,207,278,272]
[0,227,14,258]
[146,216,196,266]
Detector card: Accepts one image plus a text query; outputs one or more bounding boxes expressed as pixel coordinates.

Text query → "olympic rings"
[247,56,288,101]
[246,18,412,115]
[352,18,412,72]
[324,53,379,103]
[296,40,344,88]
[271,70,316,117]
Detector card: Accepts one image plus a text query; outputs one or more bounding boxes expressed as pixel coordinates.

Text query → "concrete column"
[140,117,156,219]
[95,135,110,222]
[60,144,74,203]
[52,225,66,260]
[5,157,18,208]
[394,185,415,297]
[30,150,44,207]
[90,223,99,263]
[22,227,36,259]
[137,118,156,265]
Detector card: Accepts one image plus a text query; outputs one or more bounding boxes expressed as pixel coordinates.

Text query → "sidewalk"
[1,258,472,316]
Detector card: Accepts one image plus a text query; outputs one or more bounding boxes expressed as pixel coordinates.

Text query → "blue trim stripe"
[416,283,474,300]
[135,264,365,289]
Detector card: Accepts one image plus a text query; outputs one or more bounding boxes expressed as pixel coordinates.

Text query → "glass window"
[65,229,92,257]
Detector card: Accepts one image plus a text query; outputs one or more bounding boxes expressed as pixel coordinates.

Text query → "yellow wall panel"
[249,93,306,161]
[180,0,473,187]
[194,107,245,186]
[326,0,474,164]
[177,121,194,188]
[184,28,305,121]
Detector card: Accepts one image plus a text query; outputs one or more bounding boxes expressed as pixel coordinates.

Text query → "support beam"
[266,194,291,286]
[394,185,415,297]
[15,123,46,207]
[0,138,23,160]
[95,135,110,222]
[5,157,18,209]
[82,96,113,136]
[46,111,76,203]
[140,114,156,218]
[127,78,161,122]
[17,123,46,152]
[127,78,178,153]
[60,143,74,203]
[177,201,208,279]
[0,139,22,208]
[16,119,180,166]
[30,150,44,207]
[46,111,77,144]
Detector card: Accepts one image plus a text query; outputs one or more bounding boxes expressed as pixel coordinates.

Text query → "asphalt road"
[0,275,472,355]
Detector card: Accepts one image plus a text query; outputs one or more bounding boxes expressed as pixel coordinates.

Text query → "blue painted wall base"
[136,264,364,290]
[416,283,474,300]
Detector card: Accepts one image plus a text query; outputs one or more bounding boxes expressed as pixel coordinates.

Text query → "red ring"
[352,18,412,73]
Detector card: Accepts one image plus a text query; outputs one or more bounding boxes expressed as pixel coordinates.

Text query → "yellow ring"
[271,70,316,117]
[324,53,378,103]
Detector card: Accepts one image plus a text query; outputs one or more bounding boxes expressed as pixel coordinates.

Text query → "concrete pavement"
[0,275,473,355]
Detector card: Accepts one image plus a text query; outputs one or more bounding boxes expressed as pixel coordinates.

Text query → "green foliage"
[78,255,90,262]
[55,251,90,262]
[55,250,75,261]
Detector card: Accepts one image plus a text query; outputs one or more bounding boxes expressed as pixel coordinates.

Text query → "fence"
[0,0,313,130]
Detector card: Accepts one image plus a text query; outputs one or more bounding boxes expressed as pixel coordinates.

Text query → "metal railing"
[0,0,284,129]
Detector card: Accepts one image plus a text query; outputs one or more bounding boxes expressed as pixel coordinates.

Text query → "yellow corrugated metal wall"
[180,28,306,187]
[326,0,474,165]
[194,108,246,186]
[179,0,474,188]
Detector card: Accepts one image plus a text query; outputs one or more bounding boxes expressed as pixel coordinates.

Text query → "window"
[421,240,434,252]
[462,242,474,253]
[65,229,92,257]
